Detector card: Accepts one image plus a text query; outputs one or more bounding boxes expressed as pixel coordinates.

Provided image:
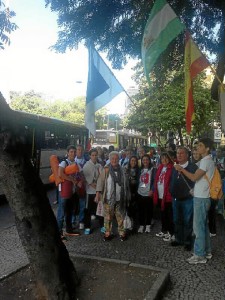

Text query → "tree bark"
[178,127,183,146]
[0,93,79,299]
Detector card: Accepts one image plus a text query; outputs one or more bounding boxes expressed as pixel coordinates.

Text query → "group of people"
[56,137,223,265]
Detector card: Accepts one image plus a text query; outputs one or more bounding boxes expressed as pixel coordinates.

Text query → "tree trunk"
[178,127,183,146]
[0,93,79,299]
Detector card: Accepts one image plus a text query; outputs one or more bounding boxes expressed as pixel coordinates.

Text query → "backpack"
[205,167,223,200]
[49,155,79,186]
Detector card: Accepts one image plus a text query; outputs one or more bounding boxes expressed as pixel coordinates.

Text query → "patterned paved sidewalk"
[1,198,225,299]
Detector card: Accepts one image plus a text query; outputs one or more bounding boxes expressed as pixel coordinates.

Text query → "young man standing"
[57,145,80,237]
[174,138,215,264]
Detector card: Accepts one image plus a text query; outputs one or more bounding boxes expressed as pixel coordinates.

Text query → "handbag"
[96,200,104,217]
[123,213,132,230]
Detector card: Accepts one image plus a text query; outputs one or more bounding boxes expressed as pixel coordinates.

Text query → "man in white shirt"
[174,138,215,264]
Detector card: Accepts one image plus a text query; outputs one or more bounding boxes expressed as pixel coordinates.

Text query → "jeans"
[193,197,211,257]
[79,197,86,223]
[175,198,193,245]
[57,194,74,233]
[208,199,217,234]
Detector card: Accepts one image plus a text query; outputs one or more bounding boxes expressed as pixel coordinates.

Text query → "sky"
[0,0,137,114]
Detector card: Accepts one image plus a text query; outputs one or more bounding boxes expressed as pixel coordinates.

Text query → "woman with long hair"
[124,155,139,232]
[154,152,174,241]
[137,155,154,233]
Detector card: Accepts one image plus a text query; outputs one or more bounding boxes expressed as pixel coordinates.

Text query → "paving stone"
[0,199,225,299]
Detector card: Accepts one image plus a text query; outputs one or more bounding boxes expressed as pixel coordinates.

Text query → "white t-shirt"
[157,166,167,199]
[75,156,86,171]
[194,155,215,198]
[59,158,74,168]
[138,168,152,197]
[58,159,76,192]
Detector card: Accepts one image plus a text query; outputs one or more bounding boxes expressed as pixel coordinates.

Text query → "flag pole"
[208,65,223,85]
[195,46,225,99]
[193,45,224,102]
[123,90,139,110]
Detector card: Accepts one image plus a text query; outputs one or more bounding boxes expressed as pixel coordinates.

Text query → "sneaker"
[156,231,166,237]
[138,226,144,233]
[210,233,216,237]
[103,234,113,241]
[206,253,213,259]
[171,235,175,242]
[65,230,80,236]
[84,228,91,235]
[145,225,151,233]
[163,233,172,242]
[100,227,106,234]
[187,255,207,264]
[120,234,127,241]
[79,223,84,230]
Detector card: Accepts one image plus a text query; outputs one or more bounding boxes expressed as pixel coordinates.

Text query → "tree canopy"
[10,91,89,124]
[0,1,18,49]
[9,91,124,130]
[124,64,219,143]
[45,0,225,98]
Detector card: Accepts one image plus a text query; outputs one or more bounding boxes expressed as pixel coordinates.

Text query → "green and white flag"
[142,0,185,83]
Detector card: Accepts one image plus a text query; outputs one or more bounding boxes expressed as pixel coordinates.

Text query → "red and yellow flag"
[184,31,210,134]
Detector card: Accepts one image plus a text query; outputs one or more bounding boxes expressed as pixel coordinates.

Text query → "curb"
[70,253,170,300]
[0,264,29,281]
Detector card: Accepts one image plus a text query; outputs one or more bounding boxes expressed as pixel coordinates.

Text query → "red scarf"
[153,162,173,210]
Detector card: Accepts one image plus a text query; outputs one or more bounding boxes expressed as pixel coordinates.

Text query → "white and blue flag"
[85,46,125,135]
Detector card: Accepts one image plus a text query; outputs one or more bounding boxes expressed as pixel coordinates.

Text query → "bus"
[0,110,89,195]
[92,129,147,150]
